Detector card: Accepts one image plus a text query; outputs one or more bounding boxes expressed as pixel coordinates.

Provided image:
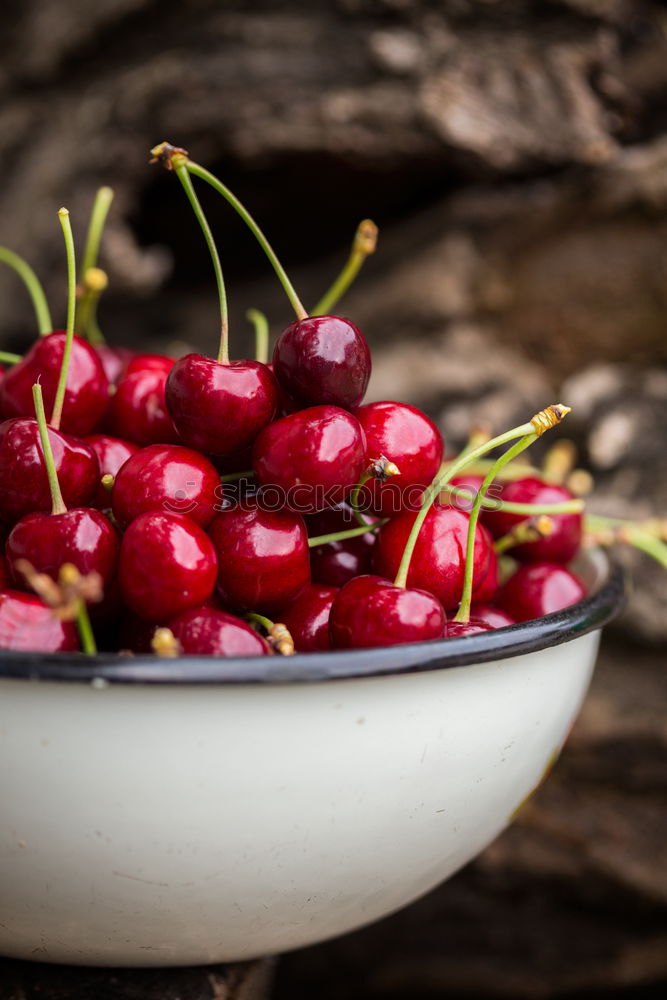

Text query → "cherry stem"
[32,383,67,516]
[393,404,571,590]
[585,514,667,570]
[0,351,22,365]
[455,434,538,623]
[247,309,269,364]
[81,187,114,276]
[77,267,108,346]
[219,469,255,483]
[312,219,378,316]
[440,458,537,481]
[440,483,585,515]
[246,612,274,632]
[349,471,373,528]
[494,515,555,556]
[75,598,97,655]
[307,520,387,548]
[51,208,77,431]
[173,163,229,364]
[0,246,53,335]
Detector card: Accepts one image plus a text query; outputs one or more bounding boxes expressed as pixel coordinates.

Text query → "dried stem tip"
[150,141,189,170]
[268,623,295,656]
[530,404,571,437]
[82,267,108,293]
[369,455,400,481]
[152,627,182,658]
[354,219,378,257]
[15,560,103,620]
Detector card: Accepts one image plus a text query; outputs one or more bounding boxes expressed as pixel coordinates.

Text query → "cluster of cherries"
[0,145,591,659]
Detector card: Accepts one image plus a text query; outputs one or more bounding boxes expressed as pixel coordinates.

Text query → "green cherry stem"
[393,404,571,590]
[0,246,53,335]
[77,267,108,346]
[312,219,378,316]
[81,187,114,277]
[75,597,98,655]
[32,383,67,515]
[307,520,387,548]
[173,162,229,365]
[51,208,77,430]
[494,515,555,556]
[247,308,270,364]
[219,469,255,484]
[0,351,23,365]
[585,514,667,570]
[245,612,274,632]
[440,483,585,516]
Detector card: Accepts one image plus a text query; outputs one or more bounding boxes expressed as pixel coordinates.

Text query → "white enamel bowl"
[0,550,624,967]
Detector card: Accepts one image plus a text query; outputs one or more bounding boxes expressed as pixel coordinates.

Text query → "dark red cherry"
[95,345,136,384]
[329,574,446,649]
[7,508,119,591]
[166,354,279,458]
[354,401,444,518]
[267,362,299,416]
[0,590,79,652]
[253,405,367,514]
[109,356,180,446]
[0,333,110,435]
[111,443,221,528]
[470,605,516,628]
[0,419,99,525]
[208,502,310,612]
[498,562,586,622]
[168,606,270,657]
[277,583,338,652]
[0,553,9,589]
[118,511,218,622]
[448,474,485,513]
[446,619,495,637]
[85,434,139,508]
[372,506,498,611]
[307,503,376,587]
[484,477,583,563]
[272,315,371,410]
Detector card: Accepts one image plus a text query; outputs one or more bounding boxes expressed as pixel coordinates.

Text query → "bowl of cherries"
[0,143,650,968]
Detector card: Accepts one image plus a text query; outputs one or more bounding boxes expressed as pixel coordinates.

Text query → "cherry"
[208,502,310,612]
[166,354,279,458]
[307,503,376,587]
[168,606,270,656]
[446,619,495,637]
[372,506,498,611]
[277,583,338,652]
[272,315,371,411]
[252,405,367,513]
[354,401,443,517]
[111,443,221,528]
[85,434,139,508]
[0,418,99,525]
[485,477,583,563]
[0,590,79,652]
[448,474,485,512]
[497,562,586,622]
[109,355,181,445]
[0,333,110,435]
[0,553,8,589]
[471,605,516,628]
[95,345,135,384]
[118,511,218,622]
[329,574,446,649]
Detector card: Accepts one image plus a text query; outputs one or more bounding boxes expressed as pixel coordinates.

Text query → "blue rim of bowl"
[0,551,627,685]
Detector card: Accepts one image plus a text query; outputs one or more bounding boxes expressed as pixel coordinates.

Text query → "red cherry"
[329,574,446,649]
[0,590,79,652]
[307,504,376,587]
[485,477,583,563]
[277,583,338,652]
[6,508,119,591]
[0,333,110,435]
[267,362,299,416]
[354,401,444,517]
[0,419,99,525]
[85,434,139,508]
[111,443,221,528]
[253,405,367,514]
[168,607,270,657]
[165,354,279,458]
[497,562,586,622]
[448,474,485,513]
[0,553,9,589]
[470,605,516,628]
[109,355,180,446]
[446,619,495,637]
[118,511,218,622]
[372,506,498,611]
[272,315,371,410]
[95,345,136,384]
[208,502,310,612]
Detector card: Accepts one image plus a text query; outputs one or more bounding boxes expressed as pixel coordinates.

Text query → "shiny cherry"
[446,619,495,637]
[471,605,516,628]
[109,355,180,445]
[272,315,371,410]
[118,511,218,622]
[166,354,279,458]
[329,574,446,649]
[253,405,367,514]
[0,332,110,435]
[111,443,221,528]
[85,434,139,508]
[498,562,586,622]
[372,506,498,611]
[208,502,310,612]
[168,606,270,657]
[484,477,583,563]
[307,503,376,587]
[354,401,443,518]
[95,345,136,384]
[277,583,338,652]
[0,590,79,652]
[0,418,99,525]
[448,474,485,513]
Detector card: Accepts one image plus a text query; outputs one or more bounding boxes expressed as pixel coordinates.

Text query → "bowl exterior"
[0,630,598,966]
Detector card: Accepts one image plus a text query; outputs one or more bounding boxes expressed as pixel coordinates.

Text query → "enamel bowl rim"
[0,550,627,686]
